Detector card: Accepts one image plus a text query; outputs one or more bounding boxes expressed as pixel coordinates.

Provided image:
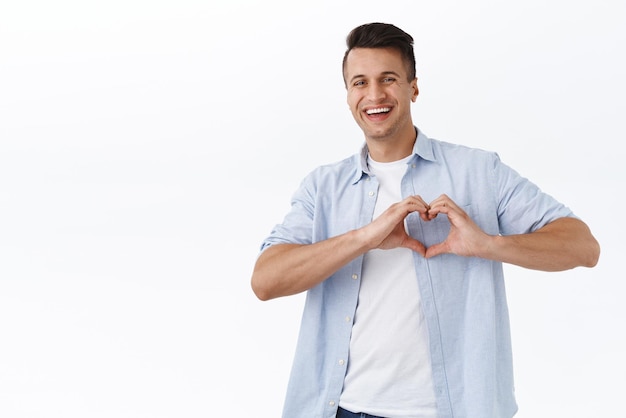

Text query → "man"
[251,22,600,418]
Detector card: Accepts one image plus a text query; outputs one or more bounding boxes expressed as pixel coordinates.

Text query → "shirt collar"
[352,127,436,184]
[413,128,436,162]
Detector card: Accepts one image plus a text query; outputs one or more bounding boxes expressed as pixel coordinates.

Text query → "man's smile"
[363,106,393,122]
[365,107,391,115]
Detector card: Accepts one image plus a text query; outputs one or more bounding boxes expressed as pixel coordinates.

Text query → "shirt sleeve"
[259,173,316,253]
[492,153,576,236]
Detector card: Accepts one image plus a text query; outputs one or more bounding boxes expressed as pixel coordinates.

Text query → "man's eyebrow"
[349,74,365,84]
[380,71,401,78]
[349,71,402,84]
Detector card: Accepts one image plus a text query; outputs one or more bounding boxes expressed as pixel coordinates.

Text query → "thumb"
[425,241,448,259]
[403,237,427,257]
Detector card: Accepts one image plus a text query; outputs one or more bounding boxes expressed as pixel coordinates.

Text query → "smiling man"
[251,23,600,418]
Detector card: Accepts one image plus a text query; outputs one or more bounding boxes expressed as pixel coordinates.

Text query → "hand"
[424,194,490,259]
[364,195,431,256]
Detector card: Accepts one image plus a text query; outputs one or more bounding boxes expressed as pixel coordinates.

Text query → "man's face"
[344,47,418,143]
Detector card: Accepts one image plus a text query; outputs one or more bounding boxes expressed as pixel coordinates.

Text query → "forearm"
[481,217,600,271]
[251,229,369,301]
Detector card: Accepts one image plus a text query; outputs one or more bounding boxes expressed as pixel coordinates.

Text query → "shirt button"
[338,359,345,366]
[351,274,358,280]
[368,191,375,197]
[329,400,336,407]
[345,316,351,323]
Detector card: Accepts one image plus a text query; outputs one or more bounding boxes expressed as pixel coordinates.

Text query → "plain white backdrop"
[1,1,624,417]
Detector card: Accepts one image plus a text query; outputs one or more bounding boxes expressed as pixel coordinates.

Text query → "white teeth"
[366,107,391,115]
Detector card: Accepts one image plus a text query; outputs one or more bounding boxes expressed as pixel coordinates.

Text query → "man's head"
[342,23,419,153]
[342,22,416,85]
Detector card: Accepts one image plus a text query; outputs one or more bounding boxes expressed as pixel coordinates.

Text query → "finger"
[407,195,429,209]
[403,236,427,257]
[405,196,431,221]
[429,194,455,209]
[425,241,448,258]
[427,203,449,218]
[428,195,461,218]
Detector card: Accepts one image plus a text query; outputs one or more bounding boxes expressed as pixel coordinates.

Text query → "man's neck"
[365,126,417,162]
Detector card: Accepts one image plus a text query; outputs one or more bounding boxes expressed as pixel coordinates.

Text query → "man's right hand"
[362,195,431,256]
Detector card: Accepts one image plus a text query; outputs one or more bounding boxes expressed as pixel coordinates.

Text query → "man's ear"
[411,78,419,102]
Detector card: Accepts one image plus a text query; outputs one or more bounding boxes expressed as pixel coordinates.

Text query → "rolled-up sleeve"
[260,174,317,252]
[492,153,575,235]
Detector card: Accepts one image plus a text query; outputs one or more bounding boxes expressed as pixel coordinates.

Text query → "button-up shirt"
[259,129,574,418]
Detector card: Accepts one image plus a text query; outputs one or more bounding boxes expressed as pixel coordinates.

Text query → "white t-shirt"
[339,154,437,418]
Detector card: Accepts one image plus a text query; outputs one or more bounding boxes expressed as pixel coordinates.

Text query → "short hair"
[342,22,416,83]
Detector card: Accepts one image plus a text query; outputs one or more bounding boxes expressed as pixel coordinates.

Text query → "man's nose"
[366,83,385,101]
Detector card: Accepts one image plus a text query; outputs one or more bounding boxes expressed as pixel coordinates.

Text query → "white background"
[1,1,624,417]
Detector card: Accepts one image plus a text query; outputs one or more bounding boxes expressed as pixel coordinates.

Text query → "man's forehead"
[344,48,406,77]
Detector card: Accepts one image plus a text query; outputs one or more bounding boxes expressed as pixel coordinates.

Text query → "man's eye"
[382,77,396,83]
[353,80,366,87]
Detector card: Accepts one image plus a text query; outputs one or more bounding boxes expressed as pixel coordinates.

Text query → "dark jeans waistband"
[336,406,386,418]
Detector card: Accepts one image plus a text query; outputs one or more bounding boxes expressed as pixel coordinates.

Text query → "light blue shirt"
[260,129,574,418]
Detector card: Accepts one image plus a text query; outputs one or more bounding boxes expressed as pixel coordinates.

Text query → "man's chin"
[363,127,396,141]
